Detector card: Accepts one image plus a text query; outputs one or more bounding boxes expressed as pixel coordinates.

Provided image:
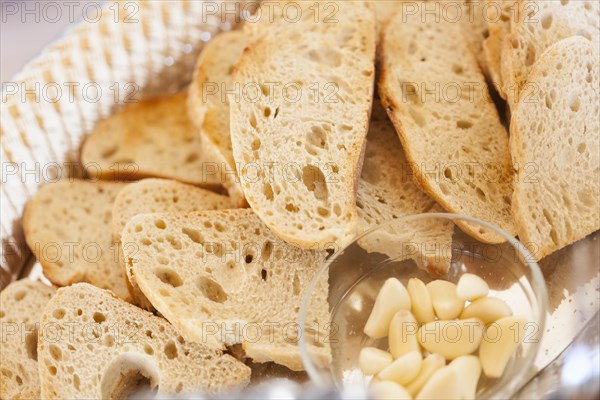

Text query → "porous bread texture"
[483,0,516,97]
[38,283,250,399]
[460,0,492,76]
[229,0,376,248]
[501,0,600,106]
[0,280,56,400]
[112,178,235,309]
[357,102,453,275]
[373,0,401,35]
[23,180,131,301]
[379,2,516,243]
[121,209,330,371]
[510,36,600,260]
[188,30,249,206]
[81,91,222,188]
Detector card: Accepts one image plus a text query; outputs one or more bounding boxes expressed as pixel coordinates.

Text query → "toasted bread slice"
[189,30,249,206]
[229,1,376,248]
[81,91,222,188]
[121,209,330,371]
[112,178,235,308]
[357,102,453,275]
[483,0,516,97]
[379,2,516,243]
[38,283,250,398]
[510,37,599,260]
[460,0,491,76]
[0,280,56,400]
[23,180,131,301]
[501,0,599,106]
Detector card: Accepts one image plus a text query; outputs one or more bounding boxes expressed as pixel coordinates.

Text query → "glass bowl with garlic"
[299,214,548,399]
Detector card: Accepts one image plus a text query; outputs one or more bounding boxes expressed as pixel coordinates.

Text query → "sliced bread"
[501,0,599,106]
[23,180,131,301]
[379,2,516,243]
[188,30,249,206]
[112,178,235,308]
[510,36,599,260]
[357,102,453,275]
[0,279,56,400]
[229,1,376,248]
[121,209,330,371]
[460,0,492,76]
[483,0,516,97]
[38,283,250,398]
[81,91,222,188]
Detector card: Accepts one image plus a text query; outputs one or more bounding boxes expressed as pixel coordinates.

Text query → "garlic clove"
[456,273,489,301]
[426,280,464,320]
[389,310,420,359]
[405,353,445,397]
[448,355,481,399]
[416,366,461,400]
[417,318,484,360]
[378,350,423,385]
[407,278,436,323]
[359,347,394,376]
[479,316,527,378]
[460,297,512,325]
[370,381,412,400]
[364,278,412,339]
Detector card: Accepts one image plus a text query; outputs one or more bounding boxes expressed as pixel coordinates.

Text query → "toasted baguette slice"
[112,178,235,308]
[0,280,56,400]
[23,180,131,301]
[379,3,515,243]
[460,0,491,76]
[357,102,453,275]
[501,0,600,106]
[189,30,249,206]
[38,283,250,399]
[81,91,222,188]
[230,1,376,248]
[373,0,401,35]
[510,37,599,260]
[121,209,330,371]
[483,0,516,97]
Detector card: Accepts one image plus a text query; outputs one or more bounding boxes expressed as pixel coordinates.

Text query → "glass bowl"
[299,213,548,399]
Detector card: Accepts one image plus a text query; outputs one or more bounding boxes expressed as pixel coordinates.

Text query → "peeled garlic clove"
[456,273,489,301]
[407,278,436,323]
[426,280,464,320]
[406,353,445,397]
[460,297,512,325]
[448,355,481,399]
[378,350,423,385]
[479,316,527,378]
[365,278,412,339]
[389,310,420,359]
[359,347,394,376]
[417,318,484,360]
[416,367,461,400]
[370,381,412,400]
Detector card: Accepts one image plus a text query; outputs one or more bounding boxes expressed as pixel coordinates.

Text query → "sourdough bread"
[379,2,516,243]
[188,30,249,206]
[23,180,131,301]
[357,102,453,275]
[501,0,600,106]
[81,91,222,188]
[510,36,600,260]
[229,1,376,248]
[483,0,515,97]
[112,178,235,308]
[0,280,56,400]
[38,283,250,398]
[121,209,330,371]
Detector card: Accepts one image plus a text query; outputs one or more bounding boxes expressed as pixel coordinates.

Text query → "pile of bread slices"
[2,1,598,399]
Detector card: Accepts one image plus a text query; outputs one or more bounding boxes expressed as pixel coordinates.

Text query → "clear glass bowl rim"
[298,212,549,398]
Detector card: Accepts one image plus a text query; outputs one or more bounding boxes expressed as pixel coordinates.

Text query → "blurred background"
[1,0,96,82]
